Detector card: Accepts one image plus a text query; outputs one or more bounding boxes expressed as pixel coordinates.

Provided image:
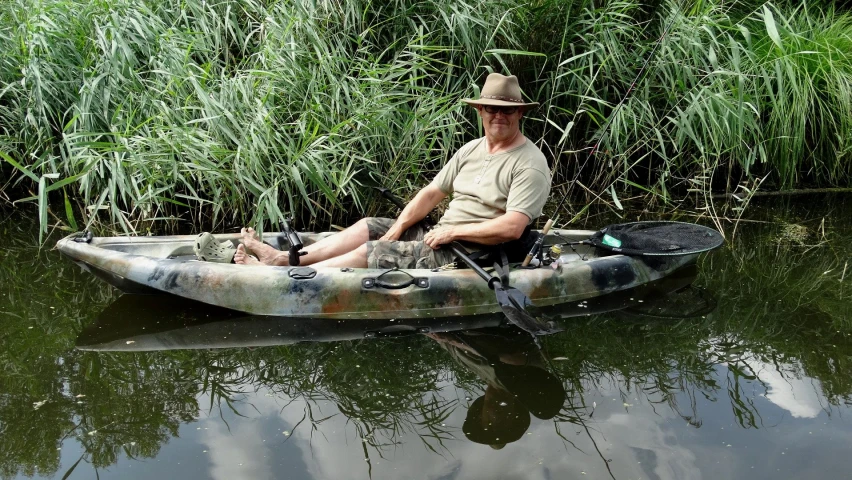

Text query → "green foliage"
[1,0,852,235]
[532,0,852,204]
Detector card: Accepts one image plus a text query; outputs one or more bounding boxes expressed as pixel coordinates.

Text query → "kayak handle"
[362,268,429,290]
[72,231,93,243]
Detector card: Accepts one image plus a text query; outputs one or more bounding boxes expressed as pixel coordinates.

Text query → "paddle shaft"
[375,186,501,289]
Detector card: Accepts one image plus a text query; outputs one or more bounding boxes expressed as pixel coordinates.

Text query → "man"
[235,73,550,268]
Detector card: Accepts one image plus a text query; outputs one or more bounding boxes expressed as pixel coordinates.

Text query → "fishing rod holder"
[280,217,306,266]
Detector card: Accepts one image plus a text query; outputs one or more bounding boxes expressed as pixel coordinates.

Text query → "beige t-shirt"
[433,138,550,227]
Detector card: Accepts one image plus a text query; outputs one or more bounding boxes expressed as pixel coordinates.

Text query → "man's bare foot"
[240,227,286,265]
[234,244,262,266]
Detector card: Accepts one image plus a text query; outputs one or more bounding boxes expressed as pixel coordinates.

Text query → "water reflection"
[2,196,852,479]
[67,269,707,465]
[428,328,565,448]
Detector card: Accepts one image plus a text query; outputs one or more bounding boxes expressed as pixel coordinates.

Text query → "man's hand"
[378,228,402,242]
[377,183,447,243]
[423,226,456,249]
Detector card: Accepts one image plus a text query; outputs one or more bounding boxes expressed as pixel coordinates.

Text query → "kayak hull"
[56,230,699,319]
[77,266,701,351]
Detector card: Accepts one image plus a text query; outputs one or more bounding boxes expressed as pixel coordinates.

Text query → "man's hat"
[462,364,565,447]
[462,73,539,108]
[463,387,531,447]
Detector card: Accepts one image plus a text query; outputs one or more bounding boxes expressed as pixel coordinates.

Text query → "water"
[1,195,850,480]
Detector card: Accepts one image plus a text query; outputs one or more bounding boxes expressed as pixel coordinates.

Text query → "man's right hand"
[379,183,447,242]
[378,227,402,242]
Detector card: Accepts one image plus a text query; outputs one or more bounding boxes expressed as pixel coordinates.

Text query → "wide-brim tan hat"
[462,73,539,108]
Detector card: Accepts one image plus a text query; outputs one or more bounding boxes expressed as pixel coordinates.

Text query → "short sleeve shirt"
[432,138,550,227]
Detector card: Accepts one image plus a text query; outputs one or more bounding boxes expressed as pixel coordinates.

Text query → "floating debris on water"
[774,222,810,245]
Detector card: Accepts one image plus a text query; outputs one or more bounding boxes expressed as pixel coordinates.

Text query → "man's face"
[477,105,524,141]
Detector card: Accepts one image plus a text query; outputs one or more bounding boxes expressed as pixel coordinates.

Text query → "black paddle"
[360,173,553,337]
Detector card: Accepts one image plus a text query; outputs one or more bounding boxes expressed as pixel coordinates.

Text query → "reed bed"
[1,0,851,236]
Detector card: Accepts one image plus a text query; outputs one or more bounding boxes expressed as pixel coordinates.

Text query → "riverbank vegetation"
[2,0,852,235]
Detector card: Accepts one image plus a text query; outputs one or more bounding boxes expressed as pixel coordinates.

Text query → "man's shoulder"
[519,138,546,158]
[455,137,486,159]
[515,140,549,171]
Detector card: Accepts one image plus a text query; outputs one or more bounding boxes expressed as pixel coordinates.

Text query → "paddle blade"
[495,286,554,335]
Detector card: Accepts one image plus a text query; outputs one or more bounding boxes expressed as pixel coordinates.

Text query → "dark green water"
[1,196,850,480]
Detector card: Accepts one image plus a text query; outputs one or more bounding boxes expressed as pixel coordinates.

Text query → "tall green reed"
[1,0,851,237]
[531,0,852,215]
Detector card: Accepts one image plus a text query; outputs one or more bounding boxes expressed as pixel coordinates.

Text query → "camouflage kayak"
[56,229,701,319]
[76,267,702,351]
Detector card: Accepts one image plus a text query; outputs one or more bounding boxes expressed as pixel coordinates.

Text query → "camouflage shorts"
[364,217,457,270]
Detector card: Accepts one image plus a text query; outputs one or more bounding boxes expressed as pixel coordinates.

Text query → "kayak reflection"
[76,265,707,352]
[61,262,729,476]
[428,328,565,448]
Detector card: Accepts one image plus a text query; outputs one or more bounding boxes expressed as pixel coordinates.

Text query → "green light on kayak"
[602,234,622,248]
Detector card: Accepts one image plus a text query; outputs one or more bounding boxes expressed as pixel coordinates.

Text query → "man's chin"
[487,128,516,140]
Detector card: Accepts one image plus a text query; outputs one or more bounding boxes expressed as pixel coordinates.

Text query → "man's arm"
[379,182,447,241]
[422,211,529,249]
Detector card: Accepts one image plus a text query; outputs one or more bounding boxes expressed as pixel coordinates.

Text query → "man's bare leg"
[237,219,371,266]
[237,228,285,264]
[311,244,369,268]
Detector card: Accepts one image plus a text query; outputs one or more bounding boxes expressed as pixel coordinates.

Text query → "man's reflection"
[427,327,565,448]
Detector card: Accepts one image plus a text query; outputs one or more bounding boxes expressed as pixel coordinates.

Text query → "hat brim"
[463,395,530,445]
[462,98,539,108]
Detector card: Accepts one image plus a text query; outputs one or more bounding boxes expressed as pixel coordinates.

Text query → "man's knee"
[351,218,373,239]
[354,218,370,229]
[344,243,369,268]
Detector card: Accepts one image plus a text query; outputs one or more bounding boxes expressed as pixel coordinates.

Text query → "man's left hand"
[423,227,455,249]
